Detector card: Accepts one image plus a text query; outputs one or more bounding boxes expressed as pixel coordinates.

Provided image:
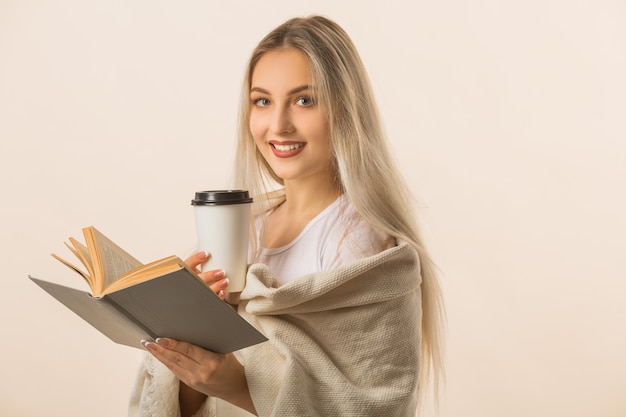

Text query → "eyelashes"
[250,96,316,107]
[295,96,315,106]
[251,97,270,107]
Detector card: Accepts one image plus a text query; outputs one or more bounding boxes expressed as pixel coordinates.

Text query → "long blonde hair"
[234,15,445,412]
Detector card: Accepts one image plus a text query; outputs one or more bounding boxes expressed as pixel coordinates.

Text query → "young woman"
[130,15,445,417]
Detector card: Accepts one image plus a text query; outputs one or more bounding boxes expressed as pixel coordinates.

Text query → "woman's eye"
[252,98,270,107]
[295,96,315,106]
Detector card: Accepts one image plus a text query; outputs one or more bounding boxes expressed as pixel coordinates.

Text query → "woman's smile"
[269,141,307,157]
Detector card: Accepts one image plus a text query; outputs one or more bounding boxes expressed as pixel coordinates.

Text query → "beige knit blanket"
[128,242,422,417]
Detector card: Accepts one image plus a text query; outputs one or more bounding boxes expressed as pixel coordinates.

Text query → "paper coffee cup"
[191,190,253,292]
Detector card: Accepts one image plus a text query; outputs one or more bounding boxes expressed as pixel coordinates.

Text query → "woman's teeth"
[273,143,304,151]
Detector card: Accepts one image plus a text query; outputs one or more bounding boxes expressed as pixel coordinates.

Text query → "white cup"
[191,190,253,292]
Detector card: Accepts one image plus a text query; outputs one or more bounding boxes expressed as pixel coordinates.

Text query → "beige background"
[1,1,624,416]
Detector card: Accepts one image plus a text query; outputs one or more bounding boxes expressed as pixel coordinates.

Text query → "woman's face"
[249,48,333,184]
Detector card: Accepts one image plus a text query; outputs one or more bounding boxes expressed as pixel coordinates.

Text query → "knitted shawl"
[128,242,422,417]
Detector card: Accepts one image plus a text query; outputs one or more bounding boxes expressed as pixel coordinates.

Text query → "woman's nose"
[269,107,294,135]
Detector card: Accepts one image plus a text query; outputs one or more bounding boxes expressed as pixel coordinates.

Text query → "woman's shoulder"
[320,196,394,270]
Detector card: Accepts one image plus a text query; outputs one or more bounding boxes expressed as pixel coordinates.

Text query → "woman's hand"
[185,251,229,300]
[142,338,257,415]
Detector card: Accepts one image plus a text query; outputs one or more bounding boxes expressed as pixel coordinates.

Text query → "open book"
[30,226,267,353]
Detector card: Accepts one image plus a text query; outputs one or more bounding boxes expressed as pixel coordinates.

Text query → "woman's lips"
[269,141,306,158]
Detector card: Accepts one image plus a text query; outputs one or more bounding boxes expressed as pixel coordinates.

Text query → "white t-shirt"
[255,195,394,285]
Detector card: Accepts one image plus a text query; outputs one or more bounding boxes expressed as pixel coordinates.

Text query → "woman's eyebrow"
[287,85,313,95]
[250,85,313,95]
[250,87,270,94]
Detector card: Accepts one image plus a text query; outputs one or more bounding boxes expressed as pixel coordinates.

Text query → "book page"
[104,255,183,294]
[84,227,143,295]
[50,252,93,289]
[67,239,95,279]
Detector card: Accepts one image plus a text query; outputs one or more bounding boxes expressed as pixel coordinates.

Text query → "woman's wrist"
[179,381,207,417]
[219,356,257,415]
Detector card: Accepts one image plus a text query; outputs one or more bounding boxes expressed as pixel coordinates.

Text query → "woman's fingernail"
[155,338,170,347]
[141,339,156,351]
[218,290,225,298]
[199,251,209,259]
[223,278,230,286]
[213,269,225,278]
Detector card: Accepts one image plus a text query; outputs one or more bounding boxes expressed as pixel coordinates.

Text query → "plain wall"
[1,1,624,416]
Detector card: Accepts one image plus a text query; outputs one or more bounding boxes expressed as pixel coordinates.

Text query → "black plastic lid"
[191,190,253,206]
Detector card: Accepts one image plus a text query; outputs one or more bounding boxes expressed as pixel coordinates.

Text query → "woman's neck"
[281,174,341,217]
[261,174,341,249]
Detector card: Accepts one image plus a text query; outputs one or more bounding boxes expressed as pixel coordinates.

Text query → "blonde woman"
[130,15,445,417]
